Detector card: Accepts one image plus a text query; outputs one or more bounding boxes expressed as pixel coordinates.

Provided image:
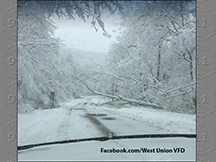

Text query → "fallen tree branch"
[75,76,163,109]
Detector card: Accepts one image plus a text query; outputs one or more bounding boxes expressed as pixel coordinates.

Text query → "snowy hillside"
[59,46,108,69]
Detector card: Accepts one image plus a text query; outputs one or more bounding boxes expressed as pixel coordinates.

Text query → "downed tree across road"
[76,76,163,110]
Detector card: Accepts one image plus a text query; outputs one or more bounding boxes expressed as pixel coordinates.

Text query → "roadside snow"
[18,98,101,146]
[92,106,196,134]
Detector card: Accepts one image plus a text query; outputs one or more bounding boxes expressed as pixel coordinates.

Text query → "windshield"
[18,0,196,161]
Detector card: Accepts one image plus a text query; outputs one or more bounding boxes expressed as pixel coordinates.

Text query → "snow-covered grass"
[18,107,67,145]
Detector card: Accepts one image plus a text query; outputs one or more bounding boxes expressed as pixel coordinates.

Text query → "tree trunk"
[157,40,162,81]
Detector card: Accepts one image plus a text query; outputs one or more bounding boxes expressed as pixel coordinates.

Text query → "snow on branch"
[161,81,196,95]
[75,76,163,109]
[164,89,194,99]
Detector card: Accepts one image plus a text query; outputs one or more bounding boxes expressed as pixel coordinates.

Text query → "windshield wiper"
[18,133,195,151]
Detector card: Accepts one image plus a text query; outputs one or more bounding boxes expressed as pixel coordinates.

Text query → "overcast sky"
[52,13,122,54]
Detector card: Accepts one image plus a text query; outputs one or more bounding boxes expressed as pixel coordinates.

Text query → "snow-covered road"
[18,96,195,146]
[84,106,163,136]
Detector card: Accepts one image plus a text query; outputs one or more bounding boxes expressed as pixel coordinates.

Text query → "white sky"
[52,13,122,54]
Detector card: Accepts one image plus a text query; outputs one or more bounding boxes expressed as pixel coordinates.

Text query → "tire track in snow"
[83,100,114,136]
[56,98,116,141]
[84,111,113,136]
[55,108,73,140]
[55,102,84,140]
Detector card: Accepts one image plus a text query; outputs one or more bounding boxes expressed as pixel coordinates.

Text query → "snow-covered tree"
[101,1,196,114]
[18,1,124,113]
